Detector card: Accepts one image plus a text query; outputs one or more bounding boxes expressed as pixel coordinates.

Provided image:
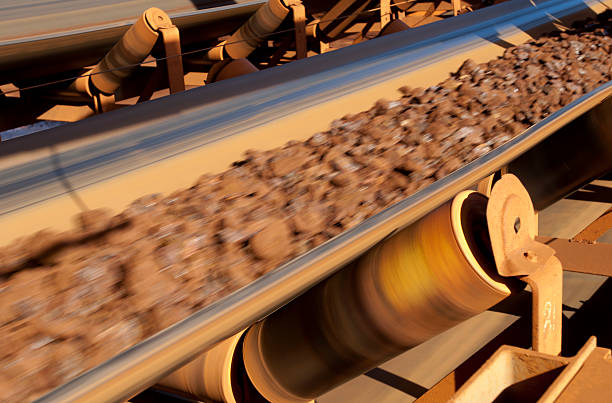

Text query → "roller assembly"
[207,0,291,61]
[69,7,184,112]
[242,189,512,401]
[155,175,569,402]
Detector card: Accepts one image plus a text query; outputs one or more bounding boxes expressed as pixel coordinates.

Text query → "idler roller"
[158,330,266,402]
[90,8,173,94]
[209,0,290,61]
[242,191,514,401]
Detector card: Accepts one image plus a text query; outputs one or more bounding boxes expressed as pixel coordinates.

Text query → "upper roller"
[89,8,173,95]
[209,0,291,60]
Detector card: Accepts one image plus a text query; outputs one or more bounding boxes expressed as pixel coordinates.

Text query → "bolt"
[523,250,537,263]
[513,217,521,233]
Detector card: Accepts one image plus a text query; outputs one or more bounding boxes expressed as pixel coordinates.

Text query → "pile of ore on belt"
[1,13,612,402]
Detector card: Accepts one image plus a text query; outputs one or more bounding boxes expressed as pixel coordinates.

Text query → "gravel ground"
[1,13,612,402]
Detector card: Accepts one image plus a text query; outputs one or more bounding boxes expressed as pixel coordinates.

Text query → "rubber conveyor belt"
[1,0,609,241]
[0,0,608,401]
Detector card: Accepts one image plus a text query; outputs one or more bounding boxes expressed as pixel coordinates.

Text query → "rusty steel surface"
[414,273,609,403]
[487,175,562,355]
[538,237,612,278]
[520,261,563,356]
[1,1,607,402]
[451,337,603,402]
[555,343,612,403]
[450,336,612,403]
[451,345,572,402]
[572,207,612,242]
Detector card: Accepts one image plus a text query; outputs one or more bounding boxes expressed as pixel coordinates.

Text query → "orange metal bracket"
[381,0,392,27]
[520,258,563,355]
[452,0,461,16]
[537,237,612,278]
[287,0,307,59]
[159,26,185,94]
[451,336,611,402]
[487,174,562,355]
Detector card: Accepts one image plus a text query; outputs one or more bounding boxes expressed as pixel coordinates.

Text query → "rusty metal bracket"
[451,336,612,402]
[487,174,562,355]
[159,26,185,94]
[477,173,495,197]
[319,40,330,54]
[520,258,563,355]
[452,0,461,16]
[534,202,612,278]
[381,0,392,27]
[287,0,307,59]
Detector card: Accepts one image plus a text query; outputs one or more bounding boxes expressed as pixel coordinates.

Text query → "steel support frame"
[418,179,612,401]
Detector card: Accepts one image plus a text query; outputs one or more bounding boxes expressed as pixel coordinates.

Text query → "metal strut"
[288,0,307,60]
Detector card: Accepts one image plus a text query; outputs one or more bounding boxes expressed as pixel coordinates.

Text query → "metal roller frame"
[0,0,376,84]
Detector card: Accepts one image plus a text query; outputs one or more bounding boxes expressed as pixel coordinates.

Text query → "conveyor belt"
[1,0,608,244]
[0,0,609,402]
